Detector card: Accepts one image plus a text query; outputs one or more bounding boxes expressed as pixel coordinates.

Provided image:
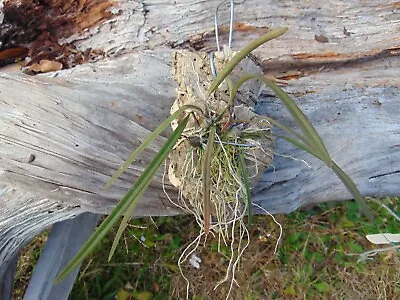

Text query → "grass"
[14,198,399,299]
[13,230,49,299]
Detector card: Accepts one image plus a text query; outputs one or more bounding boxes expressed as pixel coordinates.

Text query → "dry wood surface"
[0,0,399,277]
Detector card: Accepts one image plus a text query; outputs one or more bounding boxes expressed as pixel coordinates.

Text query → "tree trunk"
[0,0,399,277]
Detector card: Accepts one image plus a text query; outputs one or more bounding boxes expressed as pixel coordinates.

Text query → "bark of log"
[0,0,399,278]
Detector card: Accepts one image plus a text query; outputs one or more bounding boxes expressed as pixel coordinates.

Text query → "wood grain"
[0,0,399,277]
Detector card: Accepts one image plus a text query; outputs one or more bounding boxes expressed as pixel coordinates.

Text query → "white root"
[163,49,278,298]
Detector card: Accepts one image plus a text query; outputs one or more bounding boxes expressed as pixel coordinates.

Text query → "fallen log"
[0,0,399,281]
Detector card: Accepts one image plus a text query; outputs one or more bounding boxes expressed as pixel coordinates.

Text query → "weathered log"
[0,0,399,279]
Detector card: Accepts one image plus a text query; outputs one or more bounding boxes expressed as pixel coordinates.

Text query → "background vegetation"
[14,198,399,299]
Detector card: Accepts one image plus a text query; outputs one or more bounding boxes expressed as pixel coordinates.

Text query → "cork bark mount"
[168,49,274,223]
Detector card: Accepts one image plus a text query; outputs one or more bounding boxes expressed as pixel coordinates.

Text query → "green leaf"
[55,116,190,283]
[207,27,288,96]
[313,252,324,264]
[331,161,374,221]
[275,134,373,221]
[107,115,190,261]
[287,233,299,244]
[232,74,372,222]
[226,73,331,165]
[274,134,323,161]
[163,263,179,273]
[260,77,332,166]
[261,116,312,150]
[227,74,326,159]
[104,105,202,190]
[346,241,364,253]
[225,73,373,220]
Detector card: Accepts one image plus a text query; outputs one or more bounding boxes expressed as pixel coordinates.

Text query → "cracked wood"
[0,0,399,278]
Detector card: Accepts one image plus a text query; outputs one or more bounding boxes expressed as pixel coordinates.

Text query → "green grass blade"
[108,116,190,261]
[261,77,332,166]
[202,126,216,234]
[207,27,288,96]
[331,161,374,222]
[55,116,190,283]
[104,105,202,190]
[238,151,252,227]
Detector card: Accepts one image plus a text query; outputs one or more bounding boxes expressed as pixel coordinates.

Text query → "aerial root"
[162,125,282,299]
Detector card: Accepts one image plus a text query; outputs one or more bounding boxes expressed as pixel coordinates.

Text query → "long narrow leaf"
[331,161,374,221]
[104,105,202,190]
[55,116,190,283]
[230,74,257,101]
[107,185,147,262]
[202,126,216,234]
[108,115,190,261]
[55,185,141,283]
[274,134,324,161]
[275,134,373,221]
[207,27,288,96]
[261,116,311,148]
[231,73,332,166]
[228,74,320,153]
[238,151,252,227]
[223,72,372,220]
[261,78,332,166]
